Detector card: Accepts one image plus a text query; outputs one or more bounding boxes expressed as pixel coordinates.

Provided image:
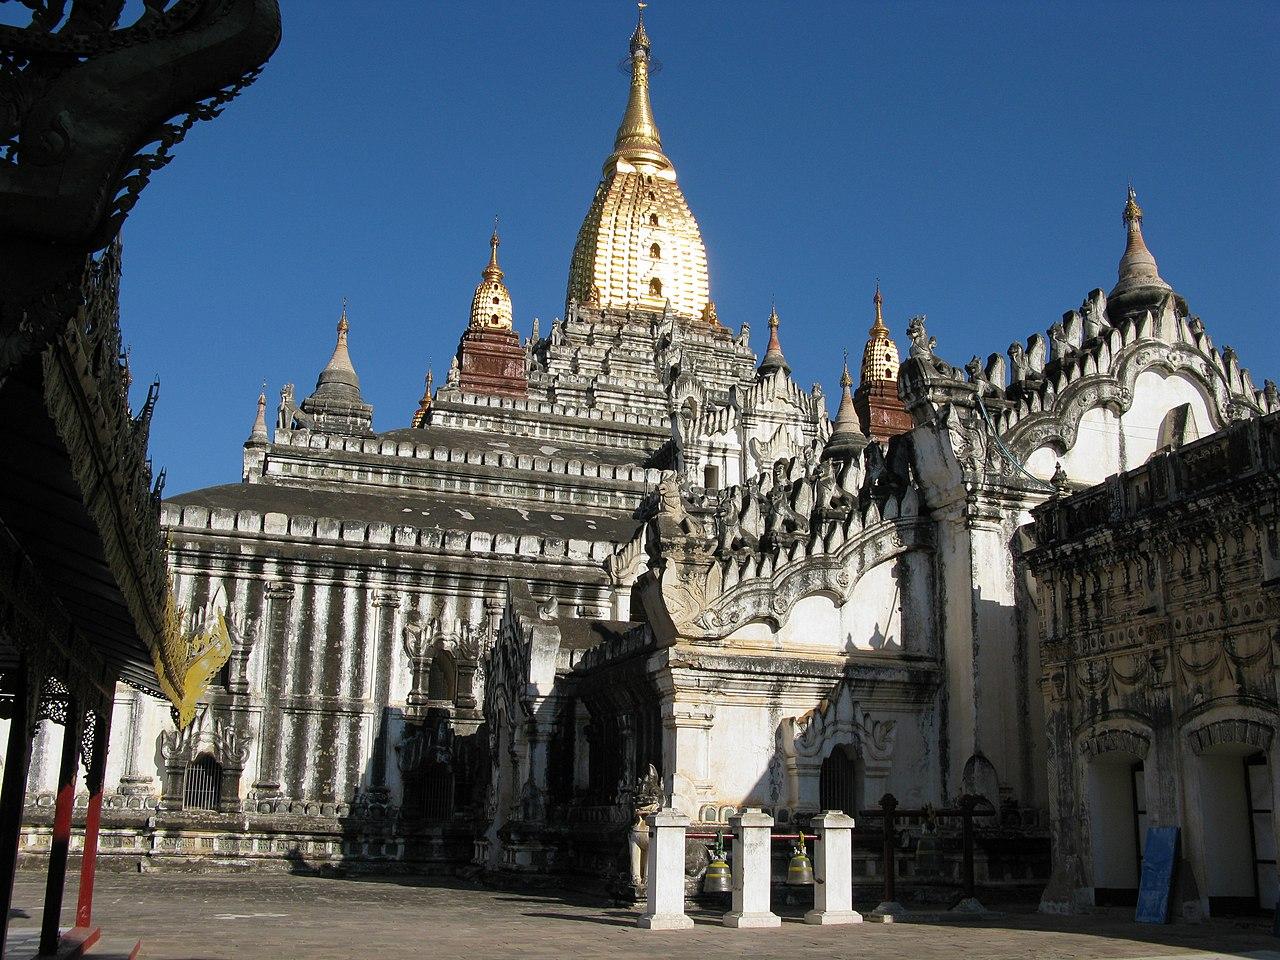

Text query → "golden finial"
[869,280,888,336]
[412,366,435,428]
[337,298,349,337]
[632,2,651,53]
[840,351,852,389]
[484,219,504,282]
[768,300,779,330]
[1124,183,1143,226]
[611,1,666,170]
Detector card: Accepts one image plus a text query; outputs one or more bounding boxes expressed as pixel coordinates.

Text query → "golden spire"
[484,218,503,282]
[759,301,790,376]
[860,282,900,384]
[870,280,888,336]
[411,368,434,428]
[608,3,669,171]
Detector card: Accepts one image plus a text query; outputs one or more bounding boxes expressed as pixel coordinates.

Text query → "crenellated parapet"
[974,295,1276,459]
[900,295,1276,503]
[162,502,624,568]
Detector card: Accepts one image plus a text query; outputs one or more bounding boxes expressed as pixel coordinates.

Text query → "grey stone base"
[804,909,863,925]
[722,911,782,928]
[637,912,694,930]
[872,900,909,921]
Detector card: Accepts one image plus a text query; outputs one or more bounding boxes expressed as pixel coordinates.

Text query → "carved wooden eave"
[0,0,281,249]
[0,0,282,379]
[2,243,228,726]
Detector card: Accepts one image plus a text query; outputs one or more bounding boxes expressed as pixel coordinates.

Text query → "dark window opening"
[1246,752,1277,913]
[428,656,455,702]
[819,745,860,816]
[649,278,662,297]
[422,761,453,821]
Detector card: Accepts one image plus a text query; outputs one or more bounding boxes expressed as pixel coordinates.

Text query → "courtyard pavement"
[6,871,1278,960]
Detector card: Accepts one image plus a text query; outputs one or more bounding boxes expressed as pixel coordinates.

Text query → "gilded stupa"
[470,225,514,330]
[454,227,528,398]
[853,283,912,442]
[565,6,711,321]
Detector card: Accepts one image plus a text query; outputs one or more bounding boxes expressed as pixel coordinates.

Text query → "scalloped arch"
[1006,340,1230,461]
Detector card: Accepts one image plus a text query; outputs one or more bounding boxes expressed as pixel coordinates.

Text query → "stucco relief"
[1007,339,1245,464]
[1077,726,1150,762]
[777,680,898,811]
[691,522,929,643]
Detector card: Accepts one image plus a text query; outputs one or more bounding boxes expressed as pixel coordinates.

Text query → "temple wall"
[1023,369,1218,485]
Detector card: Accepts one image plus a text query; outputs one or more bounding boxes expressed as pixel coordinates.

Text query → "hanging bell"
[786,832,814,886]
[703,854,733,894]
[703,831,733,895]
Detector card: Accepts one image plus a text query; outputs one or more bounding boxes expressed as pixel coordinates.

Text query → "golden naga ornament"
[156,583,233,729]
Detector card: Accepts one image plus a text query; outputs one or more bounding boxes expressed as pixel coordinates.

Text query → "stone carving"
[627,763,662,887]
[762,459,809,548]
[906,315,959,380]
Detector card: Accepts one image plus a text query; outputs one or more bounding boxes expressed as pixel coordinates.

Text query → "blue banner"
[1135,826,1179,924]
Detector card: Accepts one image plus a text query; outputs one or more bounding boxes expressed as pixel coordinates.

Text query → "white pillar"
[805,811,862,925]
[723,808,781,928]
[637,808,694,930]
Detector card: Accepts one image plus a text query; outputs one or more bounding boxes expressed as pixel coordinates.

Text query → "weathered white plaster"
[637,808,694,930]
[804,811,862,925]
[723,809,780,927]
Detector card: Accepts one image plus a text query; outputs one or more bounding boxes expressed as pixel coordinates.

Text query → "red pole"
[74,708,110,933]
[39,702,81,955]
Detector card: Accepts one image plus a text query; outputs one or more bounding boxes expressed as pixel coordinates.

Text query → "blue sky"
[105,1,1279,494]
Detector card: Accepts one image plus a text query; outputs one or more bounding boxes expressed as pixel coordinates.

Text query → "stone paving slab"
[8,872,1277,960]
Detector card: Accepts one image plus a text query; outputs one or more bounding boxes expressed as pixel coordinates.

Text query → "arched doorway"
[1196,743,1276,914]
[1086,756,1145,905]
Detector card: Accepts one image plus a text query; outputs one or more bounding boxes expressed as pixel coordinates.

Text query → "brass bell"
[703,831,733,895]
[787,832,814,886]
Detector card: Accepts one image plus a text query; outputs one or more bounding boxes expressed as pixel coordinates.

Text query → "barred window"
[184,754,223,811]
